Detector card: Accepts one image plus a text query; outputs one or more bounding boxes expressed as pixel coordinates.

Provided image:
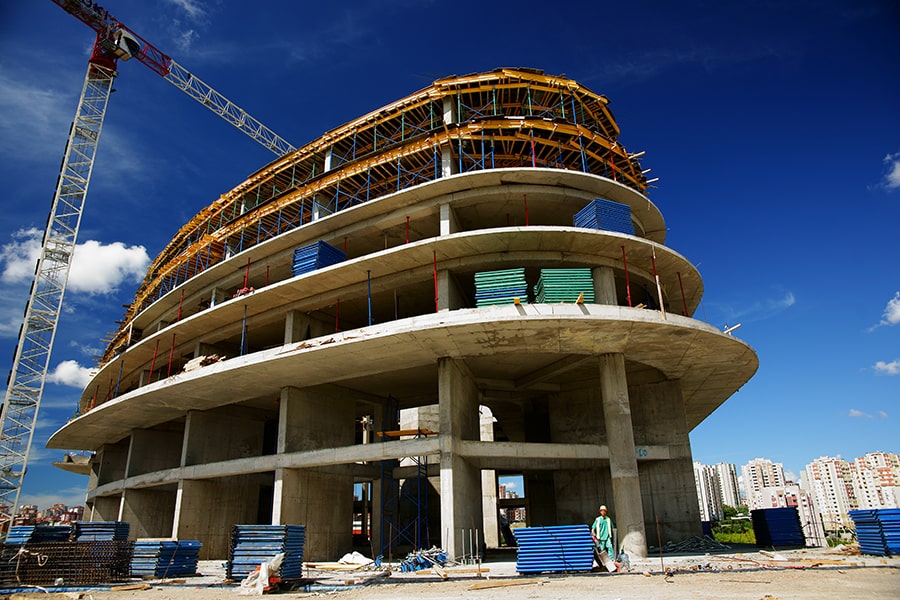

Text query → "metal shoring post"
[559,90,566,119]
[578,135,587,173]
[571,93,578,126]
[113,359,124,398]
[240,305,248,355]
[367,270,373,326]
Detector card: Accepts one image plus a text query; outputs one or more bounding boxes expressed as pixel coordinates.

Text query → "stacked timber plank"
[849,508,900,556]
[474,268,528,307]
[534,269,594,303]
[291,241,346,277]
[227,524,305,581]
[131,540,202,577]
[751,507,805,548]
[513,525,594,573]
[573,198,634,234]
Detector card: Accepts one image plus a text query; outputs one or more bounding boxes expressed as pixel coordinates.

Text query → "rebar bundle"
[0,541,134,587]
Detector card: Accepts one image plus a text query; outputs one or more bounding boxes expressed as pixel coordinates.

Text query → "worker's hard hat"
[599,505,607,511]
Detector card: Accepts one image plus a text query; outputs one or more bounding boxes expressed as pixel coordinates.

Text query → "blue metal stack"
[4,525,72,545]
[474,268,528,306]
[573,198,634,234]
[751,507,805,548]
[513,525,594,573]
[227,524,305,581]
[74,521,130,541]
[131,540,202,577]
[291,241,346,277]
[534,269,595,303]
[849,508,900,556]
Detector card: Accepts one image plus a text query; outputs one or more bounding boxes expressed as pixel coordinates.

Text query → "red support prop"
[335,298,340,332]
[166,332,176,378]
[243,257,251,289]
[433,251,439,313]
[677,271,688,316]
[622,246,632,307]
[149,338,160,383]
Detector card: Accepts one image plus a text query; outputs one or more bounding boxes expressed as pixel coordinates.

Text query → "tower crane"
[0,0,296,527]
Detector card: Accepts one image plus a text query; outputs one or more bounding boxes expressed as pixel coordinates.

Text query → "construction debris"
[397,547,451,572]
[650,535,730,553]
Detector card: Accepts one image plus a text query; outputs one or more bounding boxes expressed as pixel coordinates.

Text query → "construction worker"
[591,504,614,559]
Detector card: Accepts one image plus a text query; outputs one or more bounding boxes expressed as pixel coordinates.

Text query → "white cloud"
[67,240,150,294]
[875,292,900,328]
[46,360,94,389]
[849,408,873,419]
[0,68,72,162]
[873,360,900,376]
[165,0,208,20]
[883,152,900,190]
[879,411,889,419]
[0,228,149,295]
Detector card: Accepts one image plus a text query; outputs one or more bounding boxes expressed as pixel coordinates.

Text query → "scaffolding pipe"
[113,359,124,398]
[240,305,248,355]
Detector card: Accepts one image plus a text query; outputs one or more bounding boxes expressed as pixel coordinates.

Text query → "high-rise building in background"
[714,462,742,508]
[742,458,787,509]
[694,462,724,521]
[805,452,900,534]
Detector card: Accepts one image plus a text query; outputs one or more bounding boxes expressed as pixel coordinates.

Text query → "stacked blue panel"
[74,521,130,541]
[513,525,594,573]
[573,199,634,235]
[131,540,202,577]
[751,508,805,547]
[849,508,900,556]
[228,525,305,581]
[291,241,346,277]
[4,525,72,545]
[474,269,528,307]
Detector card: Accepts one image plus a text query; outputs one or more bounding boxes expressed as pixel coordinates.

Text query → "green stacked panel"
[535,269,594,303]
[474,268,528,306]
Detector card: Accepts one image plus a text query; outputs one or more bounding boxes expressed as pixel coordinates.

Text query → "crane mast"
[0,0,295,525]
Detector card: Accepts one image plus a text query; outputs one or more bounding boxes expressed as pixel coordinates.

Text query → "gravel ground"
[2,546,897,599]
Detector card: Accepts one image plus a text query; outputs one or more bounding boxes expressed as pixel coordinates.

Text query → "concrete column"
[182,410,265,466]
[95,440,129,487]
[437,270,463,311]
[442,97,456,124]
[127,429,183,477]
[174,477,264,559]
[284,310,311,344]
[599,353,647,557]
[631,379,700,543]
[273,385,355,561]
[121,488,176,538]
[480,406,499,548]
[441,146,454,178]
[324,146,333,172]
[439,203,460,236]
[89,495,122,522]
[438,358,483,558]
[592,266,617,305]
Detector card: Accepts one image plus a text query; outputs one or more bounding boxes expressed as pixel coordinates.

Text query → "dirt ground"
[2,546,898,599]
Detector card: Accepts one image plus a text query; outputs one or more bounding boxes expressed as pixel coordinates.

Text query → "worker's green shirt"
[592,515,612,540]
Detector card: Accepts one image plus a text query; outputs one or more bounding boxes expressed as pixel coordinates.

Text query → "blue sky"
[0,0,897,509]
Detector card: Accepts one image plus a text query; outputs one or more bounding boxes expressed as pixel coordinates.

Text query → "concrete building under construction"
[49,68,758,561]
